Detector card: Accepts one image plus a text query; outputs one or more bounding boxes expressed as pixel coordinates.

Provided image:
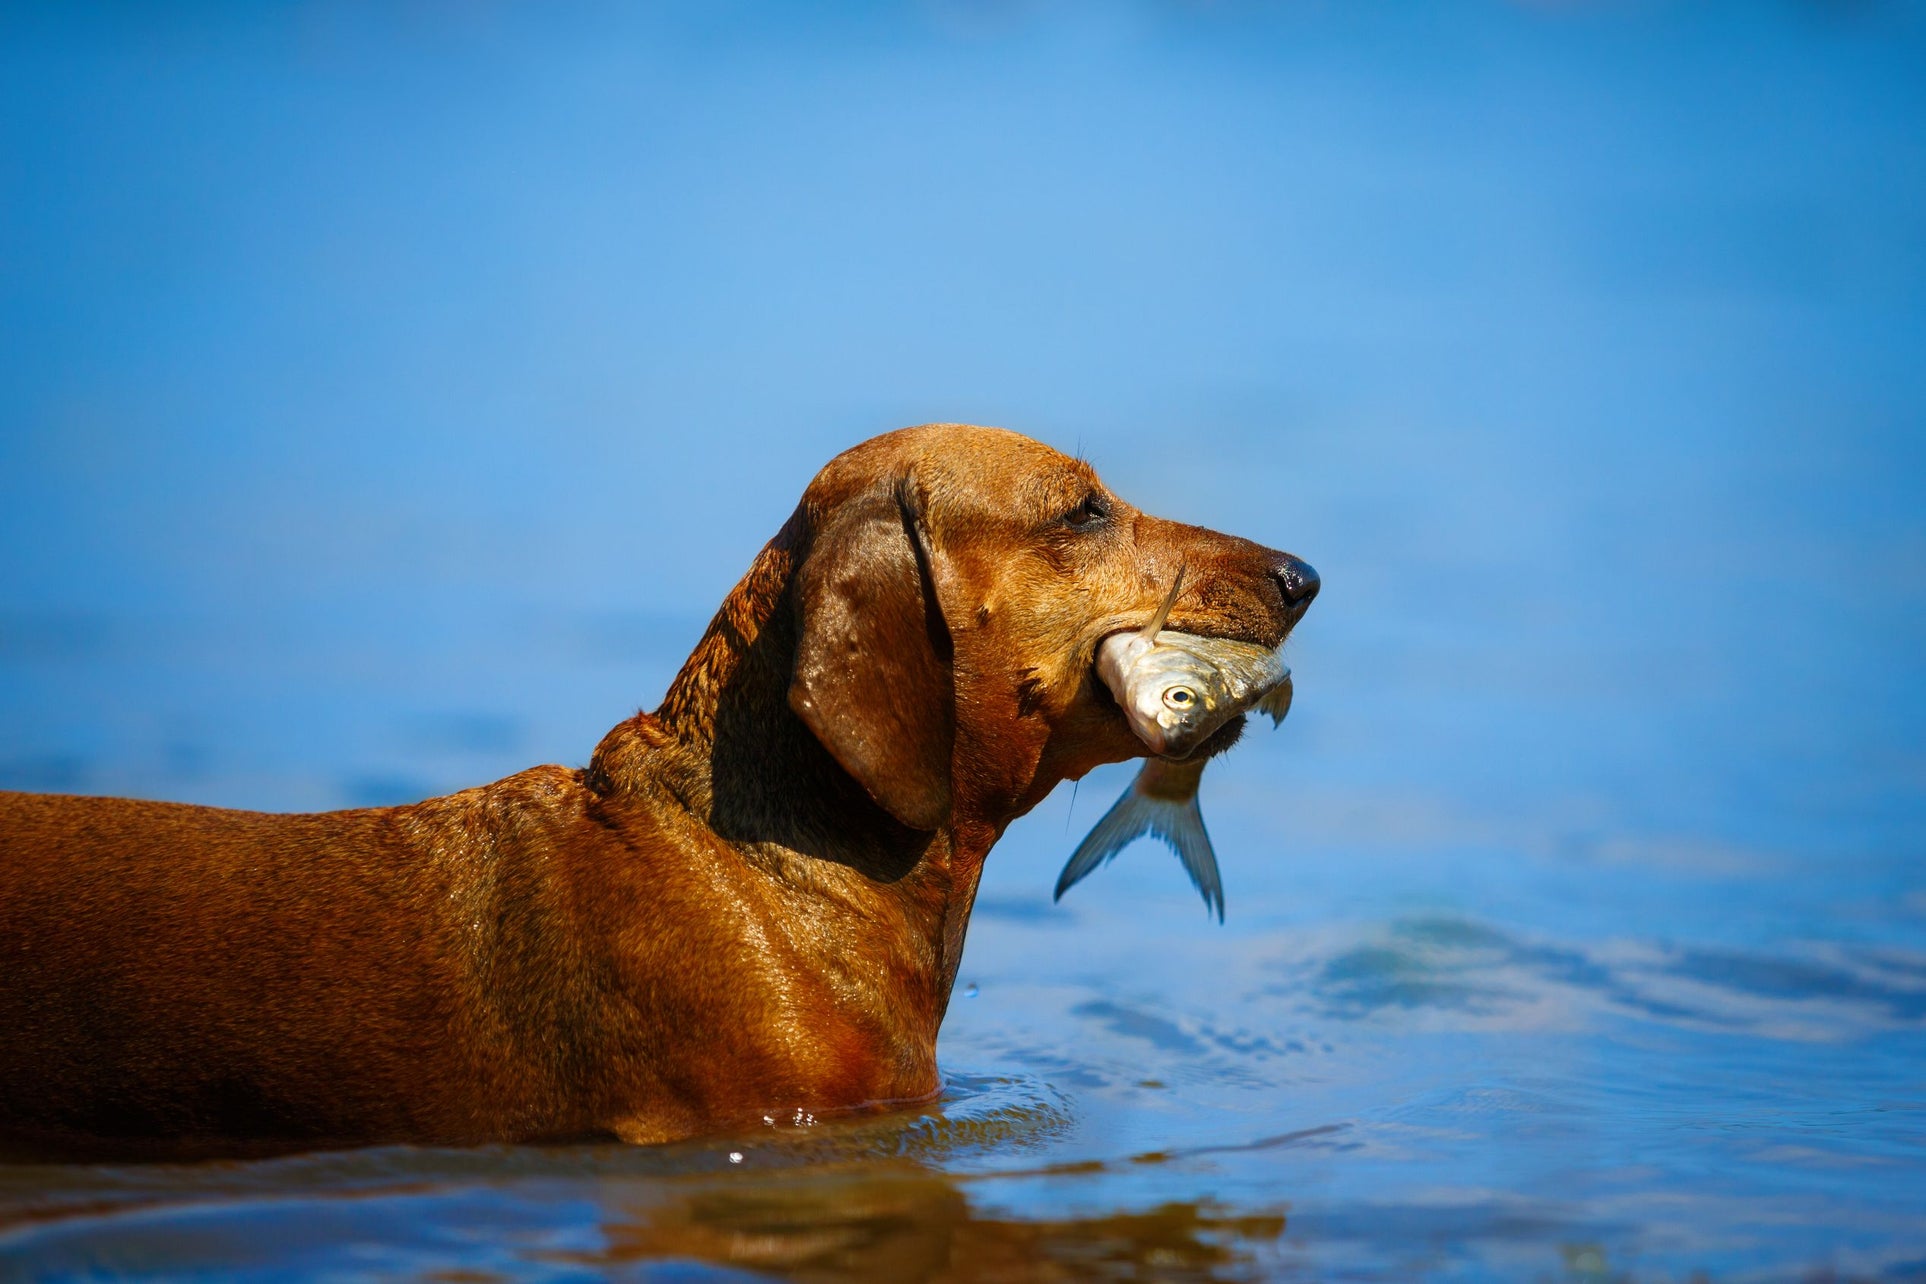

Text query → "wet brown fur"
[0,425,1311,1158]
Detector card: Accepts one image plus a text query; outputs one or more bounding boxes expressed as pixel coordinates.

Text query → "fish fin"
[1054,773,1226,922]
[1254,669,1294,726]
[1140,563,1187,640]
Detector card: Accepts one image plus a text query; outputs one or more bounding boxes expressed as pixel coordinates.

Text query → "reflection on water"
[0,1161,1292,1282]
[586,1176,1285,1282]
[3,0,1925,1279]
[0,1079,1293,1281]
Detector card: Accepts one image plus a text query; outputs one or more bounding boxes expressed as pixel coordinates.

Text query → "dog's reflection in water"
[577,1166,1286,1281]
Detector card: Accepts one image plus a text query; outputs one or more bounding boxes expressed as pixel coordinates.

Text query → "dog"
[0,424,1317,1158]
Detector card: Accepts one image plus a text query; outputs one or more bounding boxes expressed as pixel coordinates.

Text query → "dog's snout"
[1272,554,1320,607]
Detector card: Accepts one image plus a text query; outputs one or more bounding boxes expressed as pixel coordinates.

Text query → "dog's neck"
[584,518,990,1023]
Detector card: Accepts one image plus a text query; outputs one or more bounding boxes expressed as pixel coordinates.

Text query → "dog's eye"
[1063,494,1109,530]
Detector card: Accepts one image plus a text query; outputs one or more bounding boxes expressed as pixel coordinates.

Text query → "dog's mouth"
[1189,712,1249,761]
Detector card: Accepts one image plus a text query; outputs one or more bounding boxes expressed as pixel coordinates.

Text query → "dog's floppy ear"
[789,480,954,830]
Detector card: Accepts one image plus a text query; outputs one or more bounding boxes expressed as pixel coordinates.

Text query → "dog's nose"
[1272,554,1320,607]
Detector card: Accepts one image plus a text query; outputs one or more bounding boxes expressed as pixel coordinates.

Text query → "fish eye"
[1163,687,1195,709]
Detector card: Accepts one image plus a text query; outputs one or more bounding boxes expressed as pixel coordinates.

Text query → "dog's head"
[787,425,1316,836]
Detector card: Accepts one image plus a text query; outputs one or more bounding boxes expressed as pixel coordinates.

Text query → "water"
[3,3,1924,1279]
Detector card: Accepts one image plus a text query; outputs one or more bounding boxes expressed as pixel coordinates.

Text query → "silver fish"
[1055,570,1292,921]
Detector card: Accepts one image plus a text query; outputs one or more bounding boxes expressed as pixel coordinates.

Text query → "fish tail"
[1053,788,1146,901]
[1154,792,1225,923]
[1054,774,1225,922]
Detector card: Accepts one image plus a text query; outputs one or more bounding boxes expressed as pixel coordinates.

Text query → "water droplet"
[965,983,980,998]
[727,1151,743,1164]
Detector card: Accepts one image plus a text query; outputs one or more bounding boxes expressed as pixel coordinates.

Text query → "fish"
[1054,569,1293,921]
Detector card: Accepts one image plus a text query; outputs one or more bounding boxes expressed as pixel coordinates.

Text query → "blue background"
[3,4,1923,1280]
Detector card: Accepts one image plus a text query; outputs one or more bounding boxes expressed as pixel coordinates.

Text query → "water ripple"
[1301,917,1926,1042]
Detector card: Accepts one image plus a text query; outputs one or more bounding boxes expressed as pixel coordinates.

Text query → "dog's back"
[0,772,609,1156]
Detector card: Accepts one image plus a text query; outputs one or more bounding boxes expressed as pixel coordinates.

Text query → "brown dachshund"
[0,425,1317,1159]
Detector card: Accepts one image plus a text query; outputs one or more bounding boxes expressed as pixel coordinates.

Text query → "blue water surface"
[2,3,1923,1280]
